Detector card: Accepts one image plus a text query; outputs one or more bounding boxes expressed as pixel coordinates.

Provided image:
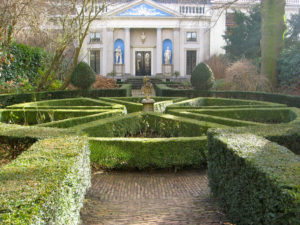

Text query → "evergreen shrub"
[208,131,300,225]
[191,63,215,91]
[71,62,96,90]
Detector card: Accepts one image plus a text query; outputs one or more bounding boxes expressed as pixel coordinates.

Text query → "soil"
[0,138,35,168]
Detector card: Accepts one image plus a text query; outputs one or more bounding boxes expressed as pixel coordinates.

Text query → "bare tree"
[0,0,33,75]
[34,0,107,90]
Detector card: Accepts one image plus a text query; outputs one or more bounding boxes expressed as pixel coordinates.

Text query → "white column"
[199,28,205,63]
[124,28,131,75]
[102,29,108,76]
[156,28,162,74]
[179,28,185,77]
[173,28,180,73]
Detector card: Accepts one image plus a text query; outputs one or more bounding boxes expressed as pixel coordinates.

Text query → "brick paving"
[80,169,229,225]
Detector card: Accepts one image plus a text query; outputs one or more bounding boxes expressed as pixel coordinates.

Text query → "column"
[156,28,162,74]
[102,28,108,76]
[179,28,185,77]
[124,28,131,75]
[173,28,180,73]
[199,28,205,62]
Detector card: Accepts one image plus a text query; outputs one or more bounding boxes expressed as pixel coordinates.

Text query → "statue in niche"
[164,46,171,64]
[140,32,146,44]
[115,46,123,64]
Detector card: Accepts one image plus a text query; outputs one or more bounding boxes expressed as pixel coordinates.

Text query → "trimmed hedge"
[155,84,300,108]
[0,84,132,108]
[166,97,285,111]
[0,135,91,224]
[207,130,300,225]
[0,109,107,125]
[8,97,124,108]
[155,84,195,97]
[76,112,227,138]
[38,110,124,128]
[89,137,207,169]
[217,123,300,155]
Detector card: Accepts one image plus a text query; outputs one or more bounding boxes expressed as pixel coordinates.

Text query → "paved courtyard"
[80,169,229,225]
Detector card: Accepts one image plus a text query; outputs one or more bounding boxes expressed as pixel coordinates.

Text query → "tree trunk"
[261,0,286,89]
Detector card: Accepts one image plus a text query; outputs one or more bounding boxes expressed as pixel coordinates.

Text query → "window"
[186,50,196,76]
[90,50,100,74]
[186,32,197,42]
[90,32,101,43]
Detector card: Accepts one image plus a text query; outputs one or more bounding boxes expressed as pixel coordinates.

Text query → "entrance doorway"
[135,51,151,76]
[186,50,197,75]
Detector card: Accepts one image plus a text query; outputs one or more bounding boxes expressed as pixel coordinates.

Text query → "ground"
[80,169,229,225]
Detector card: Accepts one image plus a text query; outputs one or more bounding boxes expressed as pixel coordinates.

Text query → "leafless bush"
[224,59,272,92]
[205,54,229,80]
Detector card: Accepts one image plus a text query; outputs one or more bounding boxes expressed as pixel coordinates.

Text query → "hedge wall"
[38,110,124,128]
[89,137,207,170]
[207,131,300,225]
[76,112,226,138]
[155,84,300,108]
[0,135,90,224]
[0,84,132,108]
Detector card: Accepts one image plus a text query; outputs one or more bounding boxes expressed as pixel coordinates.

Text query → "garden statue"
[115,46,122,64]
[141,77,155,112]
[164,46,171,64]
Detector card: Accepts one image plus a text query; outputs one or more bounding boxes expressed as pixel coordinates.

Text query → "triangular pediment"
[117,3,172,17]
[106,0,180,18]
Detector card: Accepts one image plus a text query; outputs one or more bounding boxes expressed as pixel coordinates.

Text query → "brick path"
[80,169,229,225]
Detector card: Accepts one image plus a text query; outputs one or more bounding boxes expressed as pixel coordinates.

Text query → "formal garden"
[1,0,300,224]
[0,86,299,224]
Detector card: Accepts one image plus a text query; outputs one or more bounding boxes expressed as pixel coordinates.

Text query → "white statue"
[164,46,171,64]
[115,46,122,64]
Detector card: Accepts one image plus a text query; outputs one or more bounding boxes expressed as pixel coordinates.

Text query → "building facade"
[80,0,300,77]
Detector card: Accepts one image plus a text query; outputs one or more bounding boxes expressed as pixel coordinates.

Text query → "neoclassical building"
[80,0,300,77]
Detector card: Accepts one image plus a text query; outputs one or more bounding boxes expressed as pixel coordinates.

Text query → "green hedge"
[155,84,300,108]
[38,110,124,128]
[0,109,107,125]
[207,130,300,225]
[155,84,195,97]
[0,84,132,108]
[89,137,207,169]
[166,97,285,111]
[76,112,227,138]
[0,136,91,224]
[217,123,300,155]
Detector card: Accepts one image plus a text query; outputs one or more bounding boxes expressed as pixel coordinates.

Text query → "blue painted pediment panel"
[117,3,172,17]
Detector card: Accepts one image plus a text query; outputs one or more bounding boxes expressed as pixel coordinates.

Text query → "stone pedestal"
[163,64,173,76]
[142,99,155,112]
[114,64,124,76]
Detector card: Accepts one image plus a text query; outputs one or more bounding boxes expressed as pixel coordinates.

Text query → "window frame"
[186,31,197,42]
[89,32,101,43]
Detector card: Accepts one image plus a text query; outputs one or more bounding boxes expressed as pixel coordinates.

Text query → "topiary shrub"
[70,62,96,90]
[191,62,215,91]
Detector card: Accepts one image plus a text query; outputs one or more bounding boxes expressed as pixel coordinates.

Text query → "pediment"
[118,3,172,17]
[107,0,180,18]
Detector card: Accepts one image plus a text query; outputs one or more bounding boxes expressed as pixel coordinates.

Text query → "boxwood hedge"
[0,133,90,224]
[207,130,300,225]
[89,137,207,170]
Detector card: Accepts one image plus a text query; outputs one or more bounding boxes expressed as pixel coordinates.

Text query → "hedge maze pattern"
[0,96,299,224]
